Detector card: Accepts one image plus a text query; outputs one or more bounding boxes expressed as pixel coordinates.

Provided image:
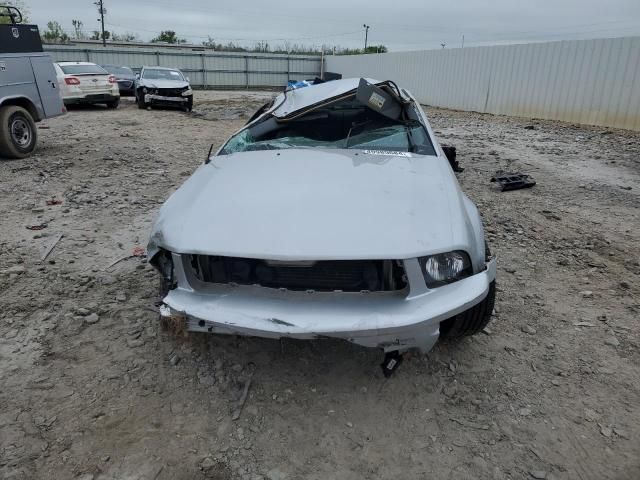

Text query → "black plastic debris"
[490,172,536,191]
[442,145,464,173]
[381,351,404,378]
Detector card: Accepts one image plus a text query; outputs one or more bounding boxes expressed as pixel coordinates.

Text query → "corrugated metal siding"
[326,37,640,131]
[43,45,322,88]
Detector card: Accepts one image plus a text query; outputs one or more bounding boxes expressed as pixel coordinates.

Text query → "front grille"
[157,87,184,97]
[188,255,407,292]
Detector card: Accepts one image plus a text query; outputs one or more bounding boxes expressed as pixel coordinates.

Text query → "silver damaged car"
[148,78,497,368]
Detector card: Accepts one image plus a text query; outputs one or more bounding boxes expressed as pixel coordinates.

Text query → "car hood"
[139,79,189,89]
[148,149,475,260]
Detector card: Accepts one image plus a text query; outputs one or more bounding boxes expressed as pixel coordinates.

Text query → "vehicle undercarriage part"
[441,145,464,173]
[490,172,536,191]
[188,255,408,292]
[381,350,404,378]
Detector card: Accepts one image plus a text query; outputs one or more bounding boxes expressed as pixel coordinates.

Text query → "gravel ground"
[1,91,639,480]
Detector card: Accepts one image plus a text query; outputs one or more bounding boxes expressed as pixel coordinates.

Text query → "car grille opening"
[158,87,184,97]
[187,256,407,292]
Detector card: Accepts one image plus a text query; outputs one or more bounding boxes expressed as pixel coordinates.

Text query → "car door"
[29,55,63,118]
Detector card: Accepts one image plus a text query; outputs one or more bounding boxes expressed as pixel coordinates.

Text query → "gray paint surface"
[326,36,640,131]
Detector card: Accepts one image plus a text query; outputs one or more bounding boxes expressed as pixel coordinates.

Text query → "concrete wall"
[326,37,640,131]
[43,44,322,89]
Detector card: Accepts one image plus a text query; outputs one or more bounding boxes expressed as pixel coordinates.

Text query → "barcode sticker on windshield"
[363,150,412,157]
[368,92,386,109]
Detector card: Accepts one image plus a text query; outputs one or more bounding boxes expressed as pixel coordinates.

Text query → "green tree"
[112,32,138,42]
[71,19,84,39]
[90,30,110,41]
[42,21,69,43]
[0,0,29,24]
[151,30,185,44]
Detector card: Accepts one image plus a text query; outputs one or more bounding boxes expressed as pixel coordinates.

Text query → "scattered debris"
[381,351,404,378]
[40,234,63,262]
[46,198,63,206]
[529,470,547,479]
[26,223,48,231]
[604,337,620,347]
[491,172,536,191]
[132,246,146,257]
[231,373,253,421]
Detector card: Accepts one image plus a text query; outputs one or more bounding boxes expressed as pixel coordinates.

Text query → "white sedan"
[53,61,120,108]
[148,78,496,374]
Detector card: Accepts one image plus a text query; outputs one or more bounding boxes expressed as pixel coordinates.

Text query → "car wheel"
[439,244,495,338]
[106,99,120,109]
[136,93,147,109]
[0,105,38,159]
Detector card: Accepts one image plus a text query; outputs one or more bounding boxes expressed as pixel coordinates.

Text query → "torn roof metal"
[269,77,384,118]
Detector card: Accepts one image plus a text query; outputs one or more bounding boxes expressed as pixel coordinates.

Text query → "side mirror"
[186,77,190,83]
[135,73,140,79]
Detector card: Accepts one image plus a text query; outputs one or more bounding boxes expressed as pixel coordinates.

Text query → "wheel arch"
[0,96,41,122]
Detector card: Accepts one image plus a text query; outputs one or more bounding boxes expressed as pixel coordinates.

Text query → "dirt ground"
[1,90,639,480]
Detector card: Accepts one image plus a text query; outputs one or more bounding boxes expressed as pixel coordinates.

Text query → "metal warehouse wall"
[43,45,322,89]
[326,37,640,131]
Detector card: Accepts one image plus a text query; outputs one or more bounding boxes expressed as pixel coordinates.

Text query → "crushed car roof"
[269,77,390,118]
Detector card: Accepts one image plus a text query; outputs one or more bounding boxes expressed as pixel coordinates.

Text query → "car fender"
[0,94,42,122]
[460,193,487,271]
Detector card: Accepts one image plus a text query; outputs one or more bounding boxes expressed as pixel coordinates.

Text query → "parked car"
[53,61,120,108]
[135,66,193,111]
[0,6,65,159]
[147,78,496,370]
[100,64,136,96]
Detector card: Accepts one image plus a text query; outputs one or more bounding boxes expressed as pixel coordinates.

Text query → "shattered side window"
[219,95,436,156]
[222,129,255,154]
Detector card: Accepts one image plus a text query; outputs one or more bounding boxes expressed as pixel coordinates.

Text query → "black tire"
[106,99,120,109]
[136,92,147,109]
[0,105,37,159]
[439,243,496,338]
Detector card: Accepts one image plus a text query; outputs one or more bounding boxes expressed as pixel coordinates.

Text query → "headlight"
[419,251,472,288]
[181,88,193,96]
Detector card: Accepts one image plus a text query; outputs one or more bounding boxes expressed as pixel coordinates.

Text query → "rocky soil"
[0,91,639,480]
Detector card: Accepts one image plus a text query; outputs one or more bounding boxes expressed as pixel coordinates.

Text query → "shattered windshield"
[219,95,436,156]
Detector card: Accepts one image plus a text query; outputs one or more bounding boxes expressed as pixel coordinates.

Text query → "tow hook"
[380,351,404,378]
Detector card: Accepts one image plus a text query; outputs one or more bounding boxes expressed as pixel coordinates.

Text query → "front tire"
[439,244,496,338]
[0,106,38,159]
[136,92,148,109]
[439,281,496,338]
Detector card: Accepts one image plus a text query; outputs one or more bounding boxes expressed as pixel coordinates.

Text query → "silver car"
[148,78,496,367]
[135,66,193,111]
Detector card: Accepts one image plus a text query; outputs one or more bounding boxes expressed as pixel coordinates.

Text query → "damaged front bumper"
[158,255,497,353]
[145,94,191,104]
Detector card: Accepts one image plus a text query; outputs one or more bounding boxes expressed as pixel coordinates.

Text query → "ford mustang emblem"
[11,27,20,38]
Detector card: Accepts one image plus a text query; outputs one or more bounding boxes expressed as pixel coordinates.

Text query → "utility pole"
[462,34,465,49]
[363,24,370,51]
[94,0,106,47]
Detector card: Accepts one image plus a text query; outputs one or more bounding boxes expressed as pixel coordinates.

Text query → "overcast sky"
[19,0,640,51]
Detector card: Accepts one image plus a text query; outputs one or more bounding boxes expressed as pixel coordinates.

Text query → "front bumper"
[64,93,119,104]
[145,94,192,105]
[159,256,497,352]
